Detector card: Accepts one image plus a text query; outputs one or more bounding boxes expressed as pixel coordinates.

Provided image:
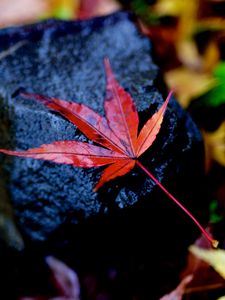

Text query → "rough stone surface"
[0,11,209,299]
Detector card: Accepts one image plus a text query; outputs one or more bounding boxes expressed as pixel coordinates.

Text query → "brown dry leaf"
[202,121,225,168]
[159,275,193,300]
[165,67,216,107]
[140,21,179,71]
[189,245,225,279]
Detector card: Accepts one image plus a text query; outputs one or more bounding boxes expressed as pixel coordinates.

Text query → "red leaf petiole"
[136,160,218,248]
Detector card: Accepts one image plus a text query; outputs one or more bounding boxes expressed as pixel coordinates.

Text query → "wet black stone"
[0,11,209,300]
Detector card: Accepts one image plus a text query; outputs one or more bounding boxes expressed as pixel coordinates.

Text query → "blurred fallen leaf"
[135,0,225,77]
[202,40,220,72]
[47,0,80,19]
[46,256,80,299]
[209,199,224,224]
[78,0,120,19]
[165,67,216,107]
[196,18,225,33]
[0,0,81,28]
[159,275,193,300]
[176,39,202,70]
[20,256,80,300]
[180,228,225,298]
[202,121,225,168]
[201,61,225,107]
[152,0,196,17]
[140,20,180,71]
[181,227,214,278]
[189,245,225,279]
[0,0,47,28]
[152,0,200,69]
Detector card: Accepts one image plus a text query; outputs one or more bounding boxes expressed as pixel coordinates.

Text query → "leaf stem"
[136,160,218,248]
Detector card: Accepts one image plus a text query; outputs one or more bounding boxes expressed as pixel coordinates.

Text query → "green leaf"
[209,199,223,224]
[197,61,225,107]
[53,6,74,19]
[214,62,225,79]
[131,0,161,25]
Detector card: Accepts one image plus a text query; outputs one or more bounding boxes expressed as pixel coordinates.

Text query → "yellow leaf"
[45,0,80,19]
[152,0,195,17]
[176,39,202,70]
[203,41,220,73]
[197,18,225,32]
[165,67,217,107]
[202,121,225,168]
[152,0,197,43]
[217,297,225,300]
[189,245,225,279]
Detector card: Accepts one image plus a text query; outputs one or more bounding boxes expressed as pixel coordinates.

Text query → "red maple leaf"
[0,58,216,246]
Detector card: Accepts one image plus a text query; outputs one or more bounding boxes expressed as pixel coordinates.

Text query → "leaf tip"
[20,91,53,106]
[103,56,110,66]
[104,55,113,65]
[93,183,101,192]
[103,56,114,79]
[20,91,34,100]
